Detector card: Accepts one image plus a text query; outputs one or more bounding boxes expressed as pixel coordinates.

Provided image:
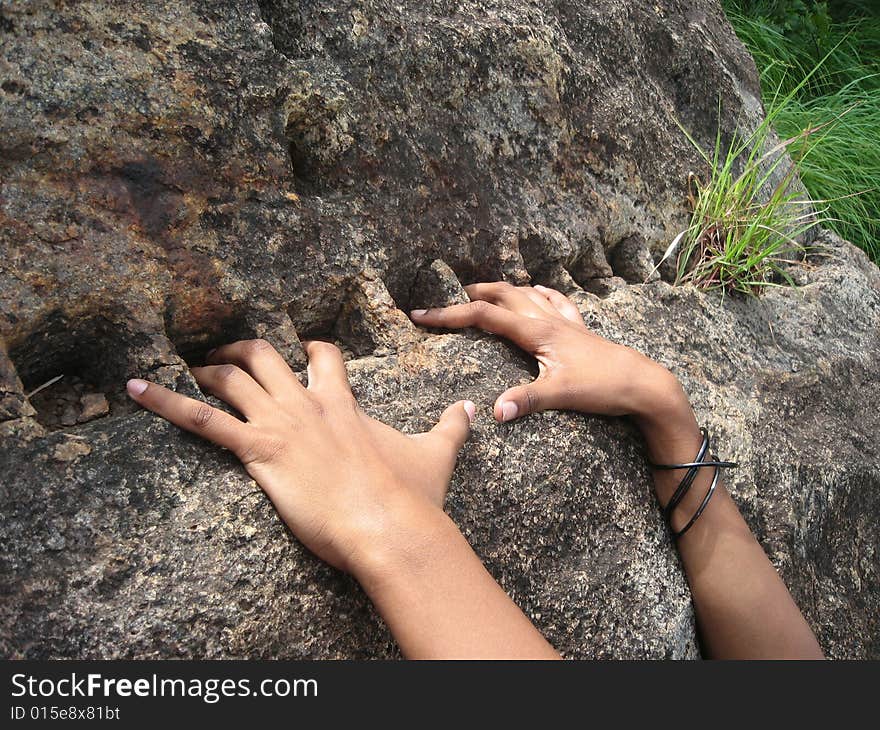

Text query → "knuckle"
[522,384,540,414]
[314,390,358,417]
[190,403,215,428]
[215,363,241,382]
[308,397,327,419]
[242,338,273,357]
[439,418,463,444]
[335,391,360,413]
[468,299,492,316]
[238,436,285,466]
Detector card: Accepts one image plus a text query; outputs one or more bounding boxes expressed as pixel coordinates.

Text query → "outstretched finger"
[464,282,546,317]
[533,285,586,327]
[126,379,254,456]
[411,300,544,351]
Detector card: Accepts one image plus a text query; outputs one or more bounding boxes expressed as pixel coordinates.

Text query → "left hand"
[126,339,476,574]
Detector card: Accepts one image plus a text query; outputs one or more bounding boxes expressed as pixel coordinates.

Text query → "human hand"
[411,282,682,419]
[410,283,696,450]
[411,281,704,506]
[126,339,475,575]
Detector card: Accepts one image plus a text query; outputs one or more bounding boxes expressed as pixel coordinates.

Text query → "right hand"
[411,282,689,429]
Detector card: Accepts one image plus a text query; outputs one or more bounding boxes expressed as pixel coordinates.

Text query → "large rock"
[1,1,877,658]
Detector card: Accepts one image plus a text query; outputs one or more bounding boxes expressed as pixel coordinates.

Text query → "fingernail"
[463,400,476,423]
[127,378,148,396]
[501,401,518,422]
[410,309,427,318]
[205,347,217,360]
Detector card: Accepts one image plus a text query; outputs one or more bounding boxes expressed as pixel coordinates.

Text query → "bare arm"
[412,282,823,659]
[127,338,558,659]
[358,511,559,658]
[640,405,823,658]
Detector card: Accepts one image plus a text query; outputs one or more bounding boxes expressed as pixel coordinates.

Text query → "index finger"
[410,300,544,350]
[463,282,548,318]
[126,378,254,456]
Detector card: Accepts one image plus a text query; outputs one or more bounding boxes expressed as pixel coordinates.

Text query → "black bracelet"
[658,429,709,522]
[672,464,721,539]
[650,428,737,537]
[650,459,738,470]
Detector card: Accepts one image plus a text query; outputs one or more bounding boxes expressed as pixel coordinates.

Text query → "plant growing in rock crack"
[669,107,832,296]
[658,23,878,294]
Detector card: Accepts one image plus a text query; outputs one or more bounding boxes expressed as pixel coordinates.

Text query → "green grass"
[722,2,880,263]
[780,89,880,262]
[670,100,825,295]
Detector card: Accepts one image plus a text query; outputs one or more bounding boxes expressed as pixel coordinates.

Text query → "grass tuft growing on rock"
[672,103,827,295]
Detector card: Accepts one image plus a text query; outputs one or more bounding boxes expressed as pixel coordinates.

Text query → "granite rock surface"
[1,1,878,658]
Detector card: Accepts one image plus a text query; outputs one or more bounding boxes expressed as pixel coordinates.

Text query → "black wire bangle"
[659,429,709,521]
[650,428,738,536]
[672,464,721,539]
[650,459,738,470]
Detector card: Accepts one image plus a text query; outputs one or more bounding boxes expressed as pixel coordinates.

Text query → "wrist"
[626,369,715,516]
[629,365,700,456]
[346,492,461,592]
[627,367,708,515]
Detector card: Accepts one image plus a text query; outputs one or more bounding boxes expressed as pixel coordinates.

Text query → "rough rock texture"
[1,1,878,659]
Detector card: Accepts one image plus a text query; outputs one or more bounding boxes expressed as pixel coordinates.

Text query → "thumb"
[494,380,558,422]
[428,399,476,451]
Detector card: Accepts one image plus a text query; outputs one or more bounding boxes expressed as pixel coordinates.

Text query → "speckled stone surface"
[1,1,878,658]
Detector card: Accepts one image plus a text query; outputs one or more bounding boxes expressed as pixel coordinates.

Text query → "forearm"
[636,377,823,659]
[354,505,560,660]
[408,282,823,659]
